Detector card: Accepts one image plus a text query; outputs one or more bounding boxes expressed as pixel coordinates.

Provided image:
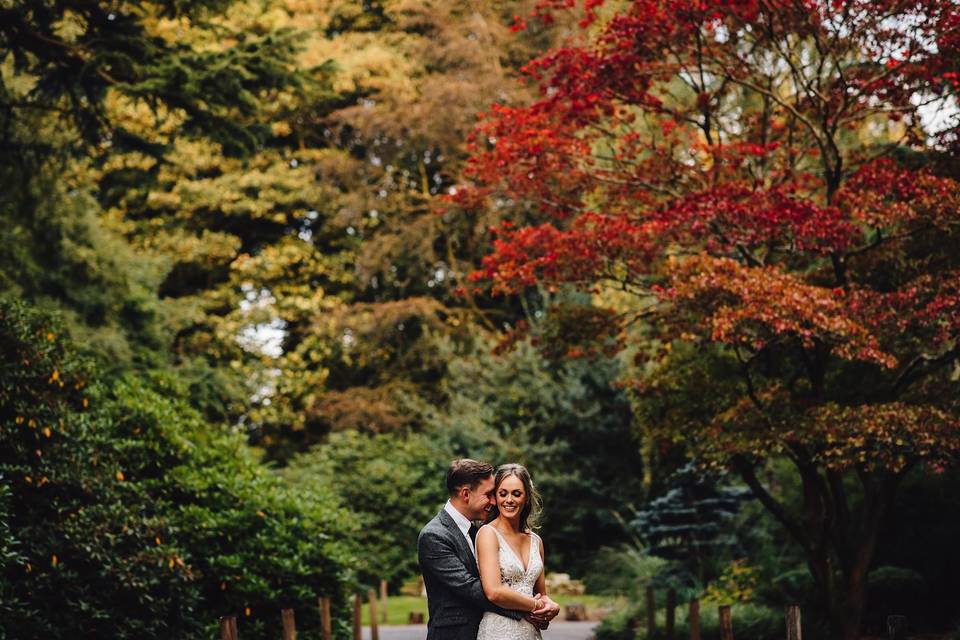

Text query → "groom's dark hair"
[446,459,494,496]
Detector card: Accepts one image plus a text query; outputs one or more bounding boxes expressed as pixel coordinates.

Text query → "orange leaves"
[809,403,960,472]
[704,390,960,473]
[665,255,897,368]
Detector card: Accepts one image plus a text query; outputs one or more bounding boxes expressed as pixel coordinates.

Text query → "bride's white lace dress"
[477,525,544,640]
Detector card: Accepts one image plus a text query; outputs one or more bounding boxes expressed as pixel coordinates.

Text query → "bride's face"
[496,475,526,518]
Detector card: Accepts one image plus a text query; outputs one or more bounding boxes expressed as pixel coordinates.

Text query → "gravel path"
[362,621,599,640]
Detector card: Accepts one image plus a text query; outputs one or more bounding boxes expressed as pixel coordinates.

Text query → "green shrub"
[0,299,356,638]
[583,546,669,598]
[594,599,644,640]
[285,429,452,591]
[768,568,815,604]
[595,598,783,640]
[864,565,927,627]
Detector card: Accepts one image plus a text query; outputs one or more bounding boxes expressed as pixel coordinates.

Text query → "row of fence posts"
[219,582,909,640]
[643,586,797,640]
[219,579,390,640]
[643,586,908,640]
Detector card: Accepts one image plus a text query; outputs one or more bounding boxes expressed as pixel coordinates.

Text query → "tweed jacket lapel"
[437,509,478,576]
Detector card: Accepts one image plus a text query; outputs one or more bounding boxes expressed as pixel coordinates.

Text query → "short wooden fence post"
[646,586,656,640]
[319,597,332,640]
[281,608,296,640]
[380,579,389,624]
[786,605,802,640]
[369,589,380,640]
[665,588,676,640]
[220,616,238,640]
[688,599,700,640]
[887,615,908,640]
[719,605,734,640]
[353,594,362,640]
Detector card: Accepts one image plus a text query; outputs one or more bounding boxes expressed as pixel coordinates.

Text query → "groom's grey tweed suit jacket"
[418,509,523,640]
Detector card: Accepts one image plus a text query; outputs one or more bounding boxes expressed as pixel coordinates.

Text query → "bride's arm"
[476,526,542,612]
[534,534,547,597]
[532,534,560,619]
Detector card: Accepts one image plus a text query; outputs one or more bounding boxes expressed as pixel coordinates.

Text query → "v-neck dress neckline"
[491,525,534,574]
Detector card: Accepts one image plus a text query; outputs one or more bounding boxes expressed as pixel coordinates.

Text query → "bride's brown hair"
[485,463,542,532]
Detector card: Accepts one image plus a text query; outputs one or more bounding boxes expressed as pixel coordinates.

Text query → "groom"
[418,459,559,639]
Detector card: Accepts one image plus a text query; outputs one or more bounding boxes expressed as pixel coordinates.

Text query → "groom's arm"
[417,529,523,620]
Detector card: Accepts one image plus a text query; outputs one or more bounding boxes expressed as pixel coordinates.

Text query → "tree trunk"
[738,461,898,640]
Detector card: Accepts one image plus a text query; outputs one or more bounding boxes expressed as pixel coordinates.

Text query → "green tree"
[421,330,646,575]
[0,299,355,639]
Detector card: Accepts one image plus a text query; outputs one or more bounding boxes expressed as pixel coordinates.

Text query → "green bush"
[595,599,783,640]
[864,565,927,627]
[285,429,453,591]
[583,546,669,598]
[0,299,356,639]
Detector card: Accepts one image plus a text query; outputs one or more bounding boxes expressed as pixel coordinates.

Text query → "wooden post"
[887,615,908,640]
[786,605,802,640]
[369,589,380,640]
[688,599,700,640]
[380,579,389,624]
[665,588,676,640]
[718,605,733,640]
[219,616,238,640]
[319,597,332,640]
[353,594,362,640]
[281,608,296,640]
[646,586,656,640]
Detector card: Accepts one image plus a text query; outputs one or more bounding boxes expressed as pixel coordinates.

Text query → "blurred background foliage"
[2,0,960,637]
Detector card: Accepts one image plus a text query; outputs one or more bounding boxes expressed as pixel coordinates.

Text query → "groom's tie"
[468,522,480,545]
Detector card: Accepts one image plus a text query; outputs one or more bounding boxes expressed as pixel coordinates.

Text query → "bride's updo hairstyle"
[486,463,542,532]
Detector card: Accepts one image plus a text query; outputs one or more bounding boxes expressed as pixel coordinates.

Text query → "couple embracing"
[418,459,561,640]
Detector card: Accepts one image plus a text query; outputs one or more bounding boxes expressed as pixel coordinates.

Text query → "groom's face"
[464,475,497,521]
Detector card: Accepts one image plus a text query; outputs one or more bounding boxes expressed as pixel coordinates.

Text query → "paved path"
[362,621,598,640]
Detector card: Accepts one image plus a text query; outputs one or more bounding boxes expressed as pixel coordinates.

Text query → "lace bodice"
[489,526,542,595]
[476,525,543,640]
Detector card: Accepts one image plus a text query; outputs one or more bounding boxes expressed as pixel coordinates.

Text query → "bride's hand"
[531,595,560,621]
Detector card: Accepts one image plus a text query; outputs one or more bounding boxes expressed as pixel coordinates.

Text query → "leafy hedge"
[0,299,356,638]
[595,599,784,640]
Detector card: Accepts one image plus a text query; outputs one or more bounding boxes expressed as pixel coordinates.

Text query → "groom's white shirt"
[444,499,477,558]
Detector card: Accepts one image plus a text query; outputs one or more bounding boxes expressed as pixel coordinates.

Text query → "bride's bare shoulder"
[476,523,499,542]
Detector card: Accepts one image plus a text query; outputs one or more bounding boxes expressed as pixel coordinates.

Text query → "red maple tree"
[453,1,960,636]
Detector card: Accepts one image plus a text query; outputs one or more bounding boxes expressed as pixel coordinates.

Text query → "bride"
[475,464,559,640]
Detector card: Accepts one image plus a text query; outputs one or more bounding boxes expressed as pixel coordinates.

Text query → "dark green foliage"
[0,299,355,639]
[430,337,646,575]
[633,463,751,582]
[291,330,646,587]
[594,600,783,640]
[0,158,166,368]
[0,0,304,157]
[286,430,451,590]
[866,468,960,631]
[0,482,24,626]
[582,547,668,598]
[865,566,926,626]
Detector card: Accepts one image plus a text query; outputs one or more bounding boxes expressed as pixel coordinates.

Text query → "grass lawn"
[361,594,618,626]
